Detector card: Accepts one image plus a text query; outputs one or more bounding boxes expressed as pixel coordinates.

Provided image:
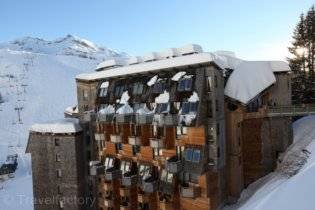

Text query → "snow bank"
[99,105,115,115]
[188,91,199,102]
[224,61,276,104]
[29,118,82,134]
[171,71,186,81]
[147,75,158,86]
[155,91,170,103]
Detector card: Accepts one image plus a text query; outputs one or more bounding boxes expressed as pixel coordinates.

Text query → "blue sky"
[0,0,314,60]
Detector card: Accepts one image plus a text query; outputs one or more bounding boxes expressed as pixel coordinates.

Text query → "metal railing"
[268,104,315,117]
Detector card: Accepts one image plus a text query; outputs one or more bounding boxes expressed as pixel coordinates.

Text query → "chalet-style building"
[27,44,292,210]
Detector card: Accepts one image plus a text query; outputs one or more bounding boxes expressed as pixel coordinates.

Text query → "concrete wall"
[27,132,85,210]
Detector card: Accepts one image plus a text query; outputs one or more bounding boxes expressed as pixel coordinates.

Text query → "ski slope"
[0,35,125,210]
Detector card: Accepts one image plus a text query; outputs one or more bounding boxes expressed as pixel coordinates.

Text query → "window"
[216,123,220,136]
[114,85,124,98]
[99,88,108,97]
[83,89,89,101]
[185,148,193,161]
[192,150,201,163]
[105,157,114,169]
[152,80,166,94]
[167,173,173,183]
[59,200,64,208]
[57,169,62,178]
[56,154,61,162]
[207,76,212,92]
[161,169,167,181]
[57,185,62,194]
[133,82,144,95]
[55,138,60,146]
[120,161,131,174]
[177,78,193,92]
[215,100,219,112]
[155,103,169,114]
[214,75,218,88]
[181,102,198,115]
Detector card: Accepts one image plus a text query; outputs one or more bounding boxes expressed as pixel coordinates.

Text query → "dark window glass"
[115,85,124,98]
[155,103,168,114]
[152,81,165,94]
[190,102,198,113]
[178,78,193,92]
[133,82,144,95]
[192,150,201,163]
[185,148,193,161]
[181,102,190,114]
[99,88,108,97]
[55,138,60,146]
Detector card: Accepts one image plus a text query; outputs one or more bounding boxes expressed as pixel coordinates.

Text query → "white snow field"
[0,35,125,210]
[225,115,315,210]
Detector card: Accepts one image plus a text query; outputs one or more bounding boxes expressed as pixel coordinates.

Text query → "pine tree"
[288,6,315,104]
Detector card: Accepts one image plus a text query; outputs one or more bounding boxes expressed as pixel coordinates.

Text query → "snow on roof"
[142,52,161,62]
[225,61,276,104]
[127,56,143,65]
[30,118,82,134]
[65,105,78,115]
[269,61,291,72]
[76,52,218,81]
[159,48,180,58]
[96,58,126,71]
[177,44,203,55]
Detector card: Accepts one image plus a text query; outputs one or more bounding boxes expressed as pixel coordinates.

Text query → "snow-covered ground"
[225,115,315,210]
[0,35,125,210]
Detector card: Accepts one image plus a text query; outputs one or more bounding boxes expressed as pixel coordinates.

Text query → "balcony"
[89,161,105,176]
[142,177,158,193]
[166,156,183,173]
[159,201,173,210]
[110,134,122,144]
[164,114,179,126]
[120,204,131,210]
[135,114,154,125]
[105,167,122,181]
[121,173,138,187]
[128,136,141,146]
[180,184,201,198]
[95,133,105,141]
[119,187,130,197]
[104,198,115,208]
[138,193,150,203]
[116,114,134,124]
[150,138,164,148]
[98,113,114,122]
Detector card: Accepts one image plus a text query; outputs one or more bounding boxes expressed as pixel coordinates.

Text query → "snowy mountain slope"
[225,115,315,210]
[0,35,126,210]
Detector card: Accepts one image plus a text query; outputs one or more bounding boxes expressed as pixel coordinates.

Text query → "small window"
[207,76,212,92]
[83,89,89,101]
[59,200,64,208]
[155,103,169,114]
[214,75,218,88]
[192,150,201,163]
[55,138,60,146]
[57,169,62,178]
[185,148,193,161]
[152,81,165,94]
[56,154,61,162]
[178,78,193,92]
[57,185,62,194]
[215,100,219,112]
[167,173,173,183]
[133,82,144,95]
[99,88,108,97]
[216,123,220,136]
[181,102,190,115]
[161,170,167,181]
[114,85,124,98]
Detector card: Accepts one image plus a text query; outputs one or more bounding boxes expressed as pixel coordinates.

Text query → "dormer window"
[133,82,144,95]
[152,80,166,94]
[139,164,151,180]
[177,77,193,92]
[114,84,124,98]
[99,81,109,97]
[155,103,169,114]
[181,102,198,115]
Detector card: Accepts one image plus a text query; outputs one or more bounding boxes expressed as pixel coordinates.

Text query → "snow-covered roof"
[76,52,219,81]
[225,61,277,104]
[30,118,82,134]
[96,58,126,71]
